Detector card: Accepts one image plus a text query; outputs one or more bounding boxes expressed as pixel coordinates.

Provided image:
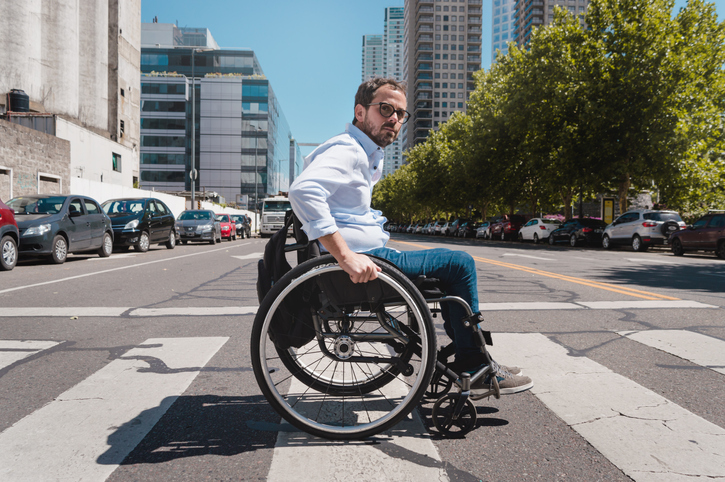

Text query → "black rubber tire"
[0,235,18,271]
[533,233,539,244]
[602,235,612,250]
[716,241,725,260]
[251,254,436,440]
[165,230,176,249]
[570,234,578,247]
[135,232,150,252]
[432,394,477,437]
[98,232,113,257]
[548,234,556,245]
[632,235,647,252]
[671,238,684,256]
[50,235,68,264]
[518,233,523,242]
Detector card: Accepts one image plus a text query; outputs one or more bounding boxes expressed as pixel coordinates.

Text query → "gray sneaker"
[472,365,533,395]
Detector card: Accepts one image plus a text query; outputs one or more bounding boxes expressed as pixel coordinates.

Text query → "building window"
[112,153,122,173]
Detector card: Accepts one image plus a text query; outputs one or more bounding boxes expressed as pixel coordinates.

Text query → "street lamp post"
[254,125,262,231]
[189,47,213,209]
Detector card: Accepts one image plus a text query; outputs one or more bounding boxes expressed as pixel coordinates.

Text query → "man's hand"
[318,231,381,283]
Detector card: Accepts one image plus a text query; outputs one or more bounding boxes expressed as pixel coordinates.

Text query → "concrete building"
[512,0,589,47]
[140,23,302,209]
[0,0,141,200]
[363,7,406,177]
[403,0,483,149]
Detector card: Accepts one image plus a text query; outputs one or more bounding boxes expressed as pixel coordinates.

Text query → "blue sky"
[141,0,721,155]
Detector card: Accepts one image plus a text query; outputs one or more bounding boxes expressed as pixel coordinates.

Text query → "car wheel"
[632,235,646,252]
[602,235,612,250]
[533,233,539,244]
[549,234,556,245]
[98,232,112,257]
[501,231,506,241]
[569,234,578,247]
[671,238,684,256]
[716,241,725,260]
[50,235,68,264]
[518,233,524,242]
[135,232,150,252]
[0,235,18,271]
[165,230,176,249]
[210,234,217,245]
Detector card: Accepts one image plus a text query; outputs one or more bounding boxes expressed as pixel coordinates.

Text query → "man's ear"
[354,104,366,124]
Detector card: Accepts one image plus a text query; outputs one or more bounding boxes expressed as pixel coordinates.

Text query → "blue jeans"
[363,247,481,364]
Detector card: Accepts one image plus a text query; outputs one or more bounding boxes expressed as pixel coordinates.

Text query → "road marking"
[0,337,228,482]
[0,340,60,370]
[0,242,252,296]
[0,307,130,317]
[128,306,258,317]
[493,333,725,481]
[267,374,447,481]
[480,302,583,311]
[232,252,263,260]
[578,300,717,310]
[618,330,725,375]
[625,258,678,265]
[503,253,556,261]
[1,300,718,318]
[391,239,680,301]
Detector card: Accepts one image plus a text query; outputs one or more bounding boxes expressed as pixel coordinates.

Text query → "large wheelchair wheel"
[251,255,437,440]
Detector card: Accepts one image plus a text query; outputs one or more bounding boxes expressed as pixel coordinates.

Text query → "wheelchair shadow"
[98,394,280,465]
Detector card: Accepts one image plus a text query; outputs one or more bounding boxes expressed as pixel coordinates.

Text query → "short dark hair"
[352,77,407,125]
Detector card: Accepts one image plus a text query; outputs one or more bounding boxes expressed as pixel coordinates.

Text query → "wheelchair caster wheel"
[425,370,453,398]
[432,394,476,437]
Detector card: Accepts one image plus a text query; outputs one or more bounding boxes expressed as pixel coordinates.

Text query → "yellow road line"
[390,239,679,301]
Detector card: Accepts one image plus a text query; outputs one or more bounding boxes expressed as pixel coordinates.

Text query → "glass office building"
[140,26,301,208]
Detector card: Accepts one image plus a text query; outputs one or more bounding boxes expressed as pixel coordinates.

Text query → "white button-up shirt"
[288,123,389,252]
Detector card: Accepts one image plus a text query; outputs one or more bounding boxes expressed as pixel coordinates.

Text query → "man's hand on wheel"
[318,231,381,283]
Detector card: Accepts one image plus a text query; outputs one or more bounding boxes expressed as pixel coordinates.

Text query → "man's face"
[355,85,407,148]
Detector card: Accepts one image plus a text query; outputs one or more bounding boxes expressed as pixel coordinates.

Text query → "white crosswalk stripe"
[0,337,228,482]
[492,333,725,481]
[1,330,723,480]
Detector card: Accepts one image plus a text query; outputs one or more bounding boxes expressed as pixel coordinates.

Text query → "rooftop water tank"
[8,89,29,113]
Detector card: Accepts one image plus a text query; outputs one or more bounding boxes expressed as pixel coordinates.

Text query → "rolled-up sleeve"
[289,142,362,241]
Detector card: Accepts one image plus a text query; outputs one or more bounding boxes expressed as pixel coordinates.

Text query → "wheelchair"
[251,212,503,440]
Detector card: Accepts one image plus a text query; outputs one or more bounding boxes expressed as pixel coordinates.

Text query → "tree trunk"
[560,188,573,219]
[618,173,630,214]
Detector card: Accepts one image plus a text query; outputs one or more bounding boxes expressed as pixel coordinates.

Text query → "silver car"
[602,209,685,252]
[177,210,222,245]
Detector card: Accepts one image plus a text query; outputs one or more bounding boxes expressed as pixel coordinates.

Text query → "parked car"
[669,211,725,259]
[518,218,561,244]
[421,222,432,235]
[216,213,235,241]
[491,215,526,241]
[432,220,446,235]
[475,221,491,239]
[101,197,177,252]
[457,220,477,238]
[444,219,464,237]
[8,194,113,264]
[1,198,19,270]
[602,209,685,251]
[231,214,251,239]
[549,218,608,247]
[176,210,222,244]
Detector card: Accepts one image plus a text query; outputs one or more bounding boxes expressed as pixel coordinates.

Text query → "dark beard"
[360,120,398,148]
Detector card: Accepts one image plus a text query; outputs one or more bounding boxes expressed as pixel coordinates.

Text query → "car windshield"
[263,200,291,211]
[178,211,211,221]
[7,196,67,215]
[216,215,230,222]
[102,200,145,214]
[231,215,245,223]
[644,212,682,222]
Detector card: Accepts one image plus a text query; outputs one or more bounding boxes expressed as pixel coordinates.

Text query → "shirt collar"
[346,123,382,158]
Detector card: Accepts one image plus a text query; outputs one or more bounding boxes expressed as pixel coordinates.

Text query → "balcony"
[416,112,433,119]
[419,15,434,24]
[468,16,482,24]
[416,53,433,63]
[467,46,481,52]
[415,92,432,100]
[416,72,433,81]
[468,7,482,14]
[416,34,434,44]
[468,26,482,33]
[416,82,433,91]
[418,44,433,51]
[467,55,481,62]
[467,35,482,44]
[419,25,434,32]
[467,0,482,4]
[416,101,432,109]
[418,63,433,71]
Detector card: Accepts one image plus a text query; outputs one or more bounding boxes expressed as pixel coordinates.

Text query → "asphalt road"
[0,234,723,481]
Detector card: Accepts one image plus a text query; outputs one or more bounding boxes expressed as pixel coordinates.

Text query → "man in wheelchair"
[288,77,533,398]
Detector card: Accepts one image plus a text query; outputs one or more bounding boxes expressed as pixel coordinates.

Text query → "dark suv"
[669,211,725,259]
[102,198,177,252]
[1,198,19,270]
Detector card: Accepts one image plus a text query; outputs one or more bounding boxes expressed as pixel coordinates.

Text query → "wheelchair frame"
[251,214,501,439]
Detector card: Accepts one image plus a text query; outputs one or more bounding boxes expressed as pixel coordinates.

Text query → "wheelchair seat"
[251,210,498,440]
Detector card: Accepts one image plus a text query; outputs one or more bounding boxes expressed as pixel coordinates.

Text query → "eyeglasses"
[367,102,410,124]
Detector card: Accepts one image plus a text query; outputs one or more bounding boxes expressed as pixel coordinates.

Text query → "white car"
[518,218,561,243]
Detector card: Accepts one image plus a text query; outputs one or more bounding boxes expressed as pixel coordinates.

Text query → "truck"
[260,195,292,237]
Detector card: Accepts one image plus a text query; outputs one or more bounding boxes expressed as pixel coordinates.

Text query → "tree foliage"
[372,0,725,222]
